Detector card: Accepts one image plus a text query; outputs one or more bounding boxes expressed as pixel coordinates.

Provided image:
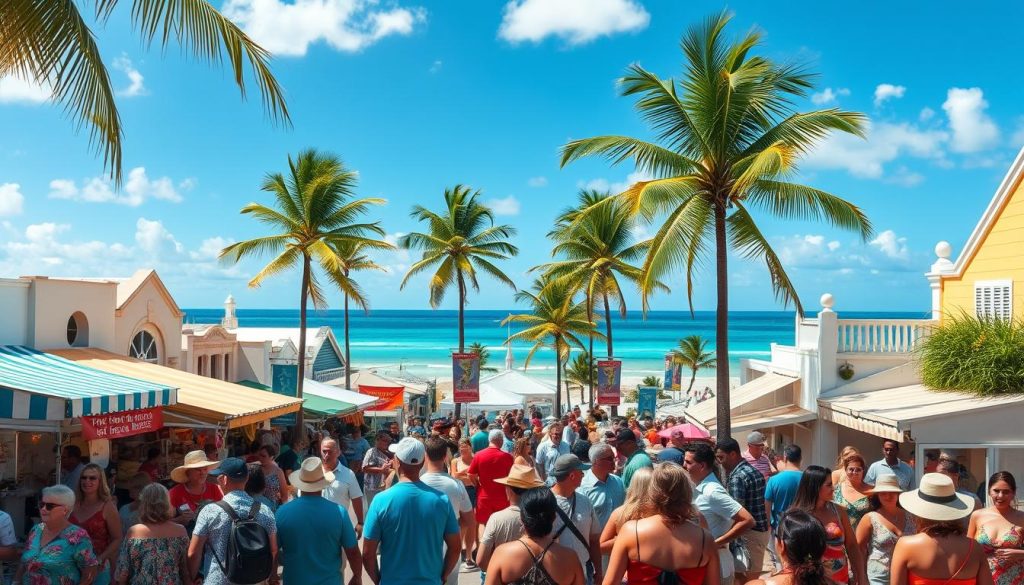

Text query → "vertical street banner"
[663,355,674,391]
[637,387,658,420]
[672,363,682,392]
[597,359,622,405]
[452,352,481,403]
[271,363,298,426]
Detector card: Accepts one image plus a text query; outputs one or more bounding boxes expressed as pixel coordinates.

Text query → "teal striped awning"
[0,346,177,420]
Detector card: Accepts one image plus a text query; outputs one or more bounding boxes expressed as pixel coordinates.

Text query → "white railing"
[313,367,345,383]
[837,319,936,353]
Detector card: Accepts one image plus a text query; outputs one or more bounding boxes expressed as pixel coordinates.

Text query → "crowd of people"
[6,409,1024,585]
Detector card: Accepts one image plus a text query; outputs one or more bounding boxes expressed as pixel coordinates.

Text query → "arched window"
[129,331,158,363]
[66,312,89,347]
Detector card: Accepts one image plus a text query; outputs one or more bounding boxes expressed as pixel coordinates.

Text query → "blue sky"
[1,0,1022,313]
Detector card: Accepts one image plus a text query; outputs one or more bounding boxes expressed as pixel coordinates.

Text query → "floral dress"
[114,535,190,585]
[976,525,1024,585]
[834,483,871,529]
[20,523,99,585]
[866,512,916,585]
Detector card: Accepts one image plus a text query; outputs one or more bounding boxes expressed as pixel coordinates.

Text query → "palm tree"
[328,240,394,391]
[220,149,387,430]
[469,342,498,373]
[565,350,595,408]
[399,185,518,419]
[559,12,872,440]
[672,335,716,400]
[503,279,603,416]
[641,376,662,387]
[3,0,288,183]
[537,190,668,409]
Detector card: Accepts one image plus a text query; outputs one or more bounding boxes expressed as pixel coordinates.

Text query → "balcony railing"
[837,319,936,353]
[313,367,345,383]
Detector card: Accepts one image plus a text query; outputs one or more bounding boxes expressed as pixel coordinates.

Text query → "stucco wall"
[30,279,117,350]
[115,278,182,367]
[942,178,1024,318]
[0,280,30,345]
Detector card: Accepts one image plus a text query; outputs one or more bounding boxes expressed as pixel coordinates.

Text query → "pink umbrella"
[657,422,710,440]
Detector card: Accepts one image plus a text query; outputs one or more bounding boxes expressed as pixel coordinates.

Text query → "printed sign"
[638,387,658,420]
[271,363,298,426]
[672,362,682,392]
[82,407,163,440]
[663,355,674,391]
[452,352,481,403]
[360,385,404,411]
[596,359,622,405]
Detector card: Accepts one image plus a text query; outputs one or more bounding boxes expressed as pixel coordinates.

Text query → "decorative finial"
[820,293,835,312]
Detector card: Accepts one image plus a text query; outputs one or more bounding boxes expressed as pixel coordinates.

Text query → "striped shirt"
[743,450,775,479]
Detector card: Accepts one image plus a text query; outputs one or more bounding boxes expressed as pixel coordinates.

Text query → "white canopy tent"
[302,378,384,410]
[438,383,525,416]
[482,369,556,399]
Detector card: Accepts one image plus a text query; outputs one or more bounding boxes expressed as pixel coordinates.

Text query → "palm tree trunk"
[455,270,466,421]
[555,351,563,417]
[604,295,617,418]
[587,295,595,409]
[295,254,310,432]
[687,368,697,396]
[713,201,730,442]
[344,286,351,391]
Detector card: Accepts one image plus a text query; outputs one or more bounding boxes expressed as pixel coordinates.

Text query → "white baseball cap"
[389,437,425,465]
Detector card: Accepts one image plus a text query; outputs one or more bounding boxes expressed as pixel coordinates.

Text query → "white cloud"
[827,240,841,251]
[484,195,520,216]
[135,218,184,257]
[581,170,652,194]
[429,60,442,73]
[942,87,1000,153]
[0,75,51,104]
[803,121,948,179]
[379,231,410,276]
[221,0,425,57]
[48,167,192,206]
[884,166,925,187]
[499,0,649,45]
[191,237,235,261]
[527,176,548,188]
[919,107,936,122]
[869,229,909,260]
[811,87,849,106]
[112,54,147,97]
[0,183,25,217]
[874,83,906,106]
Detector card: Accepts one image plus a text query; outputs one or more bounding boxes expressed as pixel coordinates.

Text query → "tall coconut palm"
[672,335,716,400]
[3,0,288,183]
[328,240,394,391]
[560,12,872,440]
[503,279,603,416]
[220,149,386,430]
[537,189,668,408]
[399,185,518,419]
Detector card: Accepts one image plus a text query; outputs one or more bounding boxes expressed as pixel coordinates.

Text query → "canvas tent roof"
[481,370,556,398]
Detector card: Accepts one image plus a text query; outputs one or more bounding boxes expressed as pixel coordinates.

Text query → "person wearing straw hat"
[168,450,222,527]
[891,473,992,585]
[276,457,362,585]
[476,464,546,573]
[856,474,916,585]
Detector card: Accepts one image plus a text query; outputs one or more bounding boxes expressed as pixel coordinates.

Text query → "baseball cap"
[551,454,590,479]
[389,437,425,465]
[614,428,637,444]
[747,431,766,446]
[208,457,248,481]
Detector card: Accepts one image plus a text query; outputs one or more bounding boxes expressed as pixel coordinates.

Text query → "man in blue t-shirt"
[764,444,803,571]
[363,437,461,585]
[276,456,361,585]
[470,419,491,453]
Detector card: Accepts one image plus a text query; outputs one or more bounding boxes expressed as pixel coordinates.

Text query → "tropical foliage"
[673,335,717,397]
[330,240,394,390]
[641,376,662,387]
[469,341,498,372]
[504,279,603,416]
[2,0,289,183]
[565,350,596,407]
[920,313,1024,396]
[220,149,386,428]
[559,12,872,439]
[400,185,518,417]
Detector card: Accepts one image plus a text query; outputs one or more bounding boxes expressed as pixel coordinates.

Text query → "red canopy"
[658,422,710,440]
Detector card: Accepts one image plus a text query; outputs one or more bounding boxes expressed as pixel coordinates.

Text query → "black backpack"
[208,500,273,584]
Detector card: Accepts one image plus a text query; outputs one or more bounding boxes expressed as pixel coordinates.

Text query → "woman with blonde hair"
[604,463,718,585]
[71,463,121,585]
[834,452,872,529]
[513,437,535,469]
[833,446,860,486]
[114,484,190,585]
[600,465,655,552]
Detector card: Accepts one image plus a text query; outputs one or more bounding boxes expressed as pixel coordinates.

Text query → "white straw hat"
[898,473,974,521]
[870,473,904,494]
[170,450,219,484]
[288,457,335,492]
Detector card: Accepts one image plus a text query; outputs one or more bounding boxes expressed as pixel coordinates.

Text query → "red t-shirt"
[468,446,514,505]
[168,482,223,513]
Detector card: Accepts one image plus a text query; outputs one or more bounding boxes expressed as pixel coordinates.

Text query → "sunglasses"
[38,502,64,511]
[80,476,100,482]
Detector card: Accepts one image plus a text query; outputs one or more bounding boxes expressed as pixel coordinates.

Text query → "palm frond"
[728,203,802,313]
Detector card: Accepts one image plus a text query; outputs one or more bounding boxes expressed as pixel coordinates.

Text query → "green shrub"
[919,313,1024,395]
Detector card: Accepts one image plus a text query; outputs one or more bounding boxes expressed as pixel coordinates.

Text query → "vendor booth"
[481,370,555,415]
[438,383,525,418]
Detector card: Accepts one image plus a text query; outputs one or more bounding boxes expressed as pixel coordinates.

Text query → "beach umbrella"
[658,423,710,440]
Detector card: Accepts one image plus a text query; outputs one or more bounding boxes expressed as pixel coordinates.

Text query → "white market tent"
[481,369,556,399]
[438,383,525,415]
[303,378,384,410]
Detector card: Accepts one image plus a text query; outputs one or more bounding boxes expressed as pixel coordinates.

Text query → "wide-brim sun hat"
[494,464,546,489]
[870,473,904,494]
[899,473,974,521]
[289,457,335,492]
[171,450,219,483]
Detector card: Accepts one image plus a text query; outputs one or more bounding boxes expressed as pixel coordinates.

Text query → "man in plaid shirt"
[716,438,769,581]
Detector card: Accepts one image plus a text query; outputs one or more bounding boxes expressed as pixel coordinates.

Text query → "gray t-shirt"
[194,490,277,585]
[553,492,599,572]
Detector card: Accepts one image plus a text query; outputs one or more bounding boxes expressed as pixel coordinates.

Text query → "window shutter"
[974,280,1013,320]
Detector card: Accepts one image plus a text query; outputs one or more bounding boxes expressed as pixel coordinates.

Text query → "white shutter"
[974,280,1013,320]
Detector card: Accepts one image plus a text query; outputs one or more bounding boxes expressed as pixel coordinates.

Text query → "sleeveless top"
[263,468,283,505]
[509,539,558,585]
[976,525,1024,585]
[834,483,871,529]
[626,522,709,585]
[822,502,850,583]
[908,540,978,585]
[71,506,113,585]
[866,512,916,585]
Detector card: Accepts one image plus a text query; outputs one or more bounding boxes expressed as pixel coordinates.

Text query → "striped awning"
[0,346,177,420]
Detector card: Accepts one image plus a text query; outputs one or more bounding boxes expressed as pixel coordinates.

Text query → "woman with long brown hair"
[968,471,1024,585]
[834,452,872,529]
[513,437,535,469]
[790,465,865,585]
[71,463,122,585]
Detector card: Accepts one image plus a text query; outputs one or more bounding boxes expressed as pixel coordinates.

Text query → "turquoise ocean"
[182,309,926,382]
